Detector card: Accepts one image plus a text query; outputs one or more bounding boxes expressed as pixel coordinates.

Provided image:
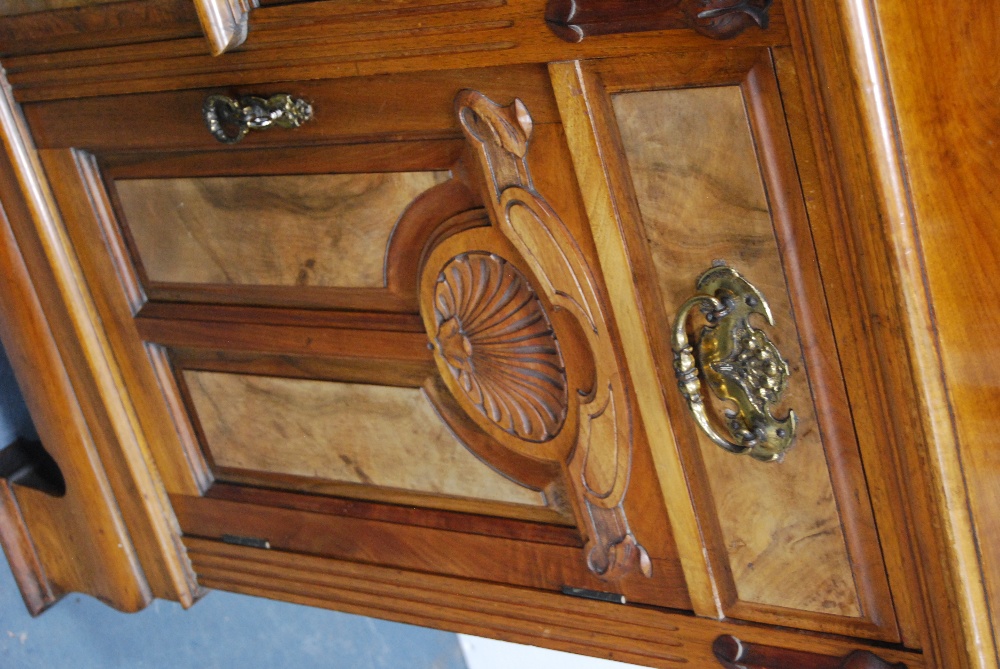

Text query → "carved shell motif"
[432,252,569,443]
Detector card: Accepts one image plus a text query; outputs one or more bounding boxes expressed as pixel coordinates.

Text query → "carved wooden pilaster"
[194,0,259,56]
[417,90,650,580]
[712,636,908,669]
[545,0,771,42]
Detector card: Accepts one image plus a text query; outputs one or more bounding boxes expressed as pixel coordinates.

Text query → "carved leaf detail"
[432,252,569,443]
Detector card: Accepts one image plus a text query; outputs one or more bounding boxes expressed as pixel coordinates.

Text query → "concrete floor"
[0,549,467,669]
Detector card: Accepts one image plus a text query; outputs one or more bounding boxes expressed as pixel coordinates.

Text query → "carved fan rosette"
[418,90,651,581]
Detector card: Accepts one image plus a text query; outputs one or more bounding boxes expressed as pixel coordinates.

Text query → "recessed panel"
[115,172,448,288]
[613,85,861,617]
[184,371,548,513]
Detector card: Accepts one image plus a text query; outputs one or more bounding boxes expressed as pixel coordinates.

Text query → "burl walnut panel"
[183,371,547,511]
[114,171,448,289]
[612,85,859,616]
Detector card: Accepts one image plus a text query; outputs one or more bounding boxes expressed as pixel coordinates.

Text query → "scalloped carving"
[432,252,569,443]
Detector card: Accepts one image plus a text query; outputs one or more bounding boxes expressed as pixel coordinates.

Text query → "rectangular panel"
[612,86,860,616]
[183,371,549,514]
[114,171,448,288]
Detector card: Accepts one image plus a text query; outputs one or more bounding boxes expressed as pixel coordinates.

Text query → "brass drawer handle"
[671,263,796,461]
[202,93,313,144]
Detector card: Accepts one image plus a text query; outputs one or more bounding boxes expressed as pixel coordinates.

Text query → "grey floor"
[0,345,467,669]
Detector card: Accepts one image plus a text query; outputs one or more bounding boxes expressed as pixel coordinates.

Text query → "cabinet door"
[552,50,898,640]
[29,65,690,611]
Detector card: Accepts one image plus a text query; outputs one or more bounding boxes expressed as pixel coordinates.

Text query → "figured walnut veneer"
[612,85,859,617]
[184,371,547,511]
[115,171,449,290]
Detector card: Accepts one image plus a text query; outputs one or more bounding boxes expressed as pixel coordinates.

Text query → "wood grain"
[869,2,1000,662]
[22,64,561,151]
[115,171,448,289]
[3,89,197,605]
[544,0,773,42]
[0,0,200,58]
[782,0,998,663]
[440,94,658,581]
[2,0,788,103]
[181,537,924,669]
[174,494,692,608]
[612,84,859,617]
[712,635,907,669]
[184,371,548,509]
[204,483,576,541]
[549,58,724,618]
[0,0,129,16]
[0,198,150,613]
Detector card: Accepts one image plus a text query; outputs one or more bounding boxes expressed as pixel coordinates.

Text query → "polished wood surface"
[713,635,907,669]
[182,536,924,669]
[0,195,150,613]
[174,492,692,609]
[612,84,857,617]
[553,50,895,640]
[0,0,128,15]
[2,0,787,102]
[544,0,773,42]
[0,80,198,607]
[783,0,998,664]
[870,2,1000,661]
[0,0,199,58]
[115,171,447,288]
[549,57,724,618]
[184,371,547,509]
[0,0,993,665]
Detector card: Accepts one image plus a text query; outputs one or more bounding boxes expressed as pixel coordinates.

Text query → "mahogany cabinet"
[0,1,993,668]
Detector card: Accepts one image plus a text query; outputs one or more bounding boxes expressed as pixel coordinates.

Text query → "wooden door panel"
[183,370,553,511]
[35,67,692,611]
[612,83,859,618]
[114,171,450,288]
[551,50,897,640]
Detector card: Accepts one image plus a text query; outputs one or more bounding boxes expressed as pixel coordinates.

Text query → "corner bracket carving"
[545,0,771,43]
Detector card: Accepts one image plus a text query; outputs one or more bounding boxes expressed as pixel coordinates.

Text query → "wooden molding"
[712,635,907,669]
[184,536,924,669]
[783,0,999,666]
[545,0,772,42]
[0,72,199,608]
[193,0,258,56]
[0,152,152,614]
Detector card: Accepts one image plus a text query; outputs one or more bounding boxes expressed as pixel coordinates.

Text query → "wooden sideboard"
[0,1,994,668]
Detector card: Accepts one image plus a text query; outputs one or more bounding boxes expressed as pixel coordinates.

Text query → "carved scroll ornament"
[418,90,651,581]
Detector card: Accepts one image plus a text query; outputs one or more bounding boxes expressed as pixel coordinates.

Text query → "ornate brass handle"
[202,94,313,144]
[671,263,796,462]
